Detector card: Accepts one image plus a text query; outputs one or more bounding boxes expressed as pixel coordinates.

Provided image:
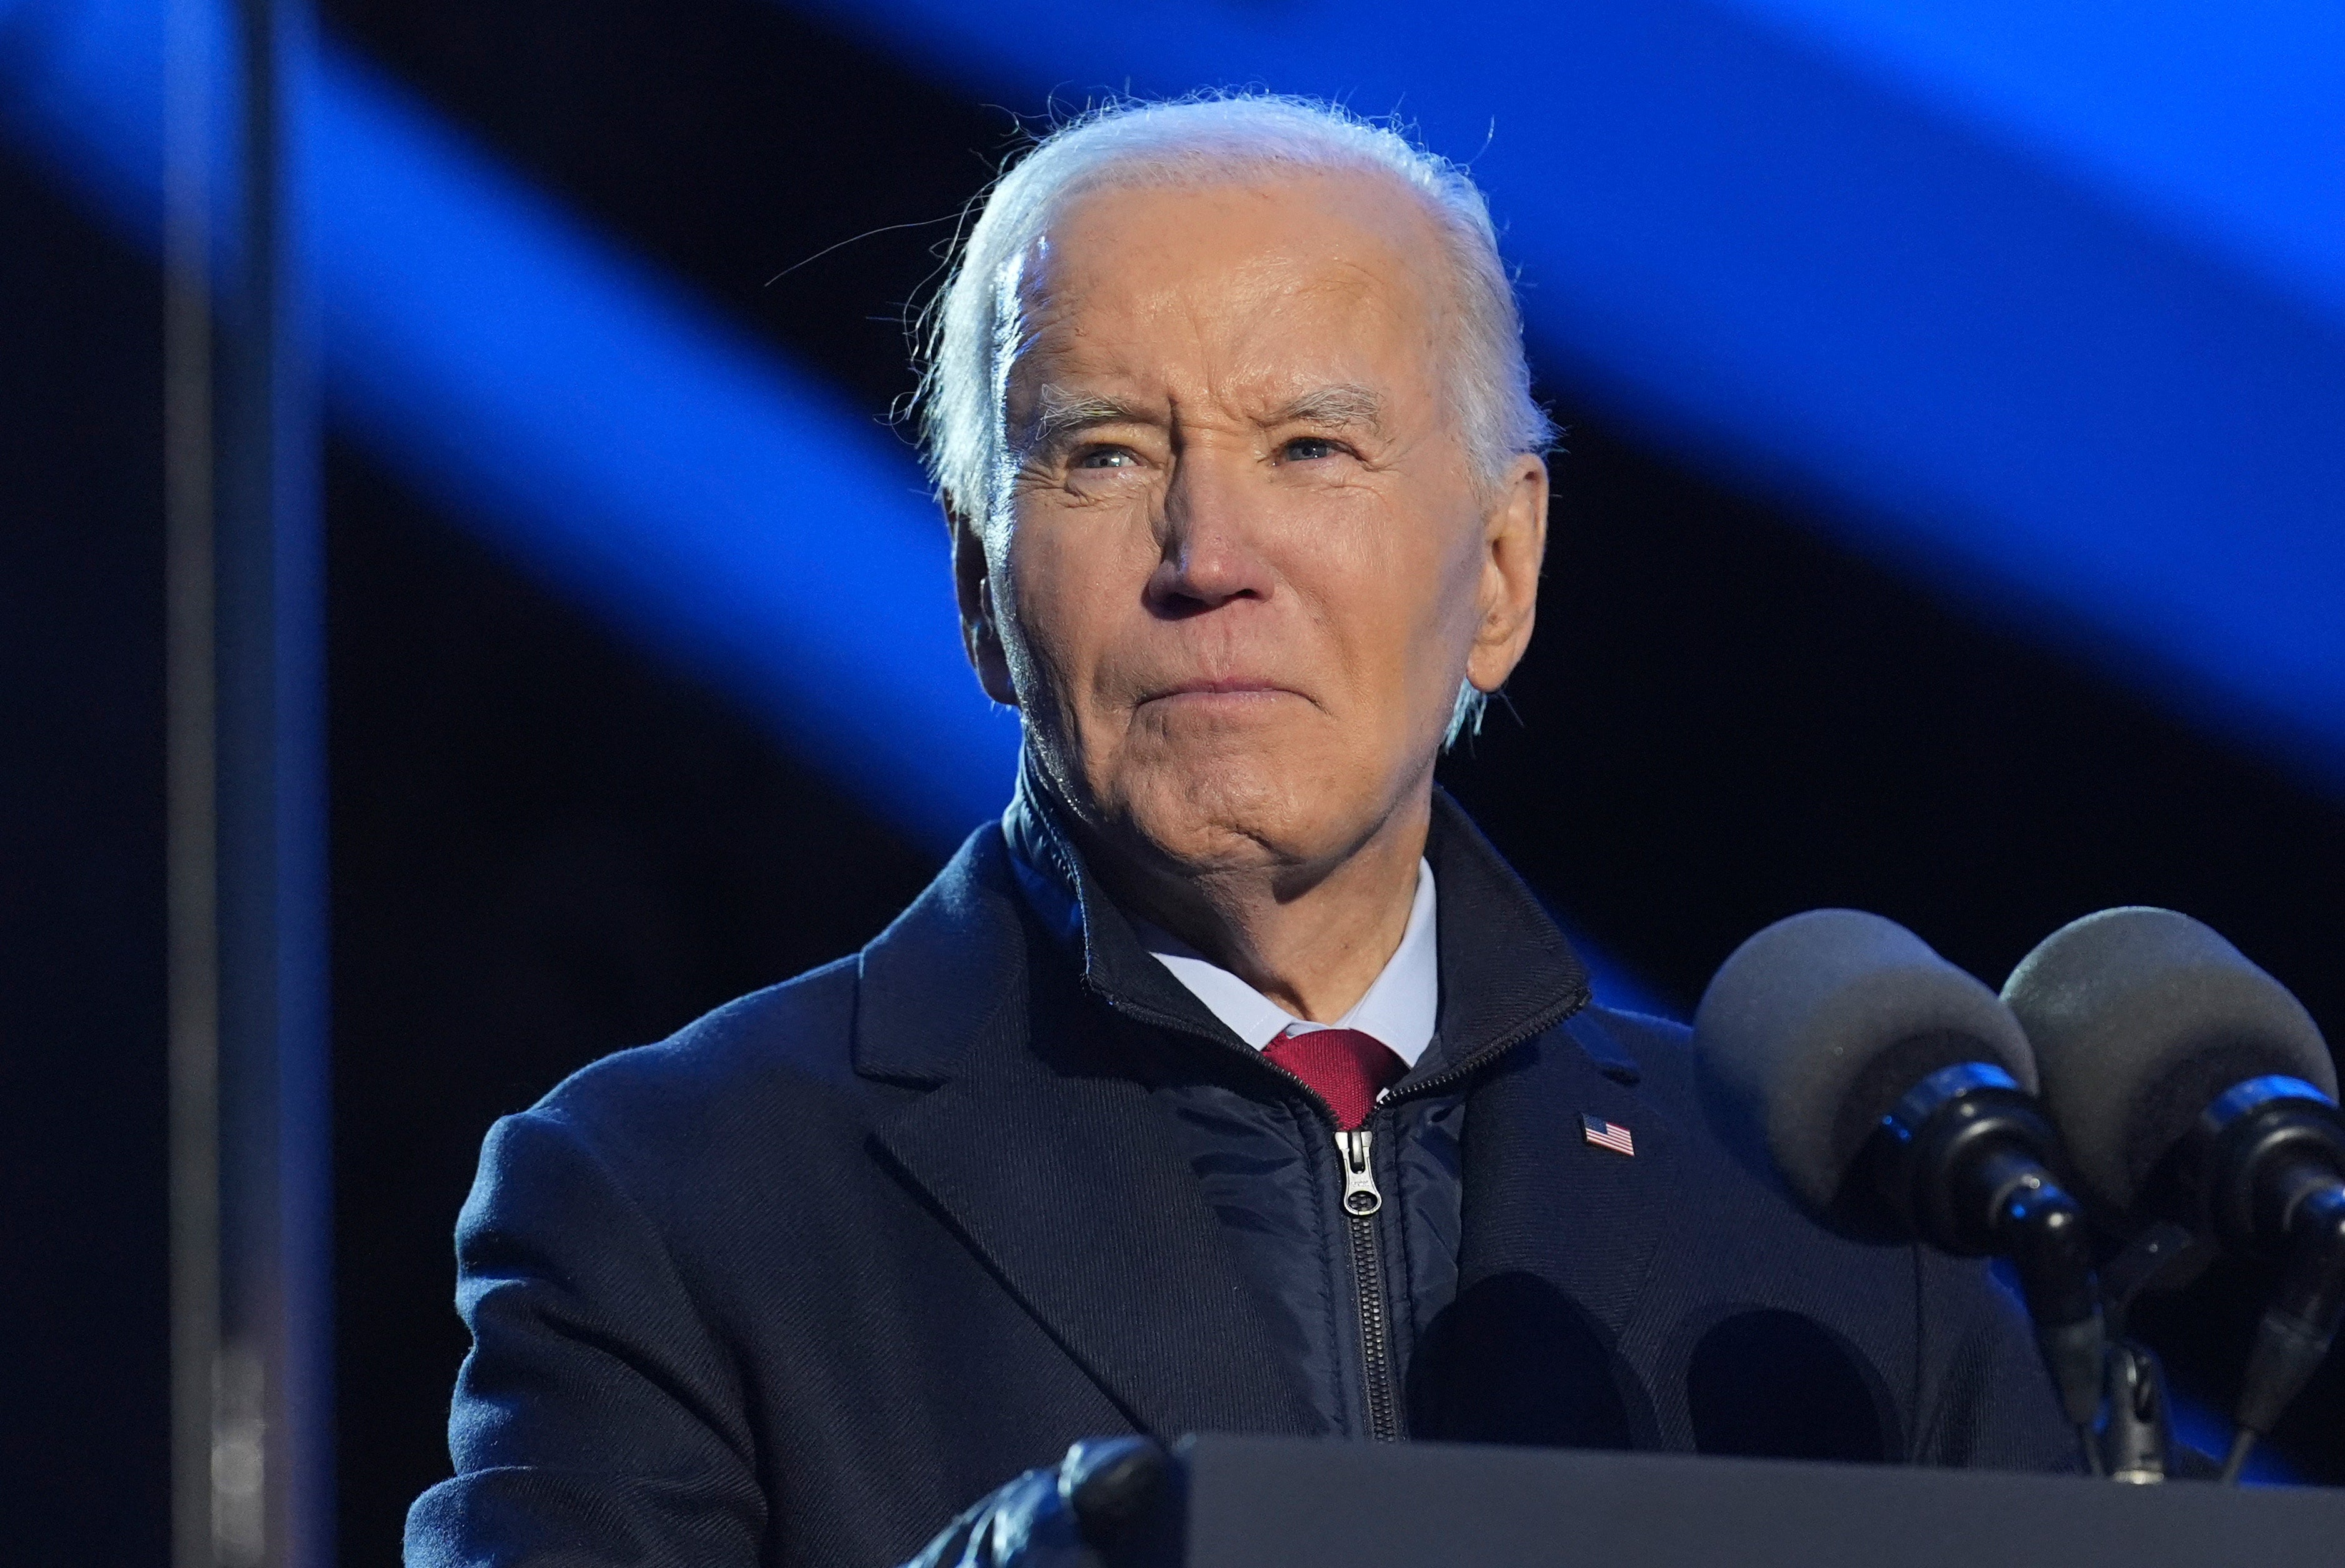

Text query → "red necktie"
[1262,1027,1408,1131]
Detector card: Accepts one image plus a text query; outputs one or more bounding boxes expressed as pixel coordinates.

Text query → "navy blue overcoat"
[407,794,2072,1568]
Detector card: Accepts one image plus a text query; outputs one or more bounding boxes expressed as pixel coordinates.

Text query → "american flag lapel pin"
[1581,1112,1635,1157]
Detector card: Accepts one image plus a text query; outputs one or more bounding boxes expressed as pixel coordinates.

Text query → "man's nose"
[1150,449,1273,612]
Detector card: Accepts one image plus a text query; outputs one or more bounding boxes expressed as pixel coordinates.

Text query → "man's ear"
[1464,453,1549,696]
[950,508,1020,707]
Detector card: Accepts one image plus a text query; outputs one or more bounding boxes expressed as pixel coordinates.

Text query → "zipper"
[1089,976,1595,1444]
[1321,988,1592,1445]
[1338,1126,1402,1442]
[1376,983,1592,1107]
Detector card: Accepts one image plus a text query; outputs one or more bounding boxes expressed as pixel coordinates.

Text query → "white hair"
[916,92,1553,744]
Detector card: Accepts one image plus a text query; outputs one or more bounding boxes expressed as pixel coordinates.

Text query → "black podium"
[1182,1436,2345,1567]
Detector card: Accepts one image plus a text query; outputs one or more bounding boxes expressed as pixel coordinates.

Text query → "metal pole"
[166,0,329,1561]
[164,0,224,1556]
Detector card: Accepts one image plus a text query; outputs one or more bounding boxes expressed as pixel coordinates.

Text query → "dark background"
[4,1,2342,1561]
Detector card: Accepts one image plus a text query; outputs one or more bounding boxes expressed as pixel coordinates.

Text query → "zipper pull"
[1338,1129,1382,1216]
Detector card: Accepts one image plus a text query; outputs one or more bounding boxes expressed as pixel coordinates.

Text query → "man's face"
[959,169,1546,886]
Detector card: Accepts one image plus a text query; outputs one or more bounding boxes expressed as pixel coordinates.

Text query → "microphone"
[2002,907,2344,1481]
[1692,910,2106,1449]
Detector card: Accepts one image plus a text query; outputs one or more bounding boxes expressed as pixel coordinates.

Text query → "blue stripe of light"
[788,0,2345,796]
[2,0,1019,853]
[0,0,1674,1014]
[1737,0,2345,327]
[312,56,1021,852]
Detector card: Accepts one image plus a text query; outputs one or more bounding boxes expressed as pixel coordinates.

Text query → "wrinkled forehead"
[992,167,1456,407]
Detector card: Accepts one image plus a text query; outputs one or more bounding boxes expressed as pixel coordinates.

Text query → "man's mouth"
[1149,677,1293,699]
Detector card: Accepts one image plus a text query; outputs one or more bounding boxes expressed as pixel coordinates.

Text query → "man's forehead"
[1009,171,1442,329]
[1002,185,1442,409]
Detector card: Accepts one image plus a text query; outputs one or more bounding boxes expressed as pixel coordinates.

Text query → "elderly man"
[406,96,2073,1568]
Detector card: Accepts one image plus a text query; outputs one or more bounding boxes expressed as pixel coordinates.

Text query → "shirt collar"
[1133,860,1439,1067]
[1001,756,1590,1081]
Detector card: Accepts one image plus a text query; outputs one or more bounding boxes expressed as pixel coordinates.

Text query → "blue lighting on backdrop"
[2,0,1018,853]
[312,57,1025,854]
[2,0,2334,1019]
[793,0,2345,793]
[0,0,1671,1012]
[1727,0,2345,324]
[1,0,2327,1475]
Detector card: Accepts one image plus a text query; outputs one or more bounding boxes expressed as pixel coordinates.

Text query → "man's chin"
[1101,765,1349,877]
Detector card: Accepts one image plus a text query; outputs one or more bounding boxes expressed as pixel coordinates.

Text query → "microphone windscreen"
[1693,909,2036,1216]
[2001,907,2332,1216]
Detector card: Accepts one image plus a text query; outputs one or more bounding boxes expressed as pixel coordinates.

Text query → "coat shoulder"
[508,822,1029,1189]
[1561,1001,1696,1101]
[526,956,870,1171]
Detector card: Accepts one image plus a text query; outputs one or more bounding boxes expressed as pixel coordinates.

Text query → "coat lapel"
[858,827,1323,1442]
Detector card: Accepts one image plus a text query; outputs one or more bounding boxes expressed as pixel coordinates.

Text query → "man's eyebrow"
[1266,384,1388,435]
[1013,388,1156,456]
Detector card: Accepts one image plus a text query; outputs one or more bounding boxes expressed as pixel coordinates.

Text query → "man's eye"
[1073,447,1137,470]
[1281,436,1343,462]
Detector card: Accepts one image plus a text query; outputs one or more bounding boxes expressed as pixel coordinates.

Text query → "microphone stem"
[2220,1427,2256,1486]
[1982,1161,2106,1432]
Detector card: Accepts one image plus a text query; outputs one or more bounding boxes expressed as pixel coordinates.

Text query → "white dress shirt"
[1136,859,1439,1067]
